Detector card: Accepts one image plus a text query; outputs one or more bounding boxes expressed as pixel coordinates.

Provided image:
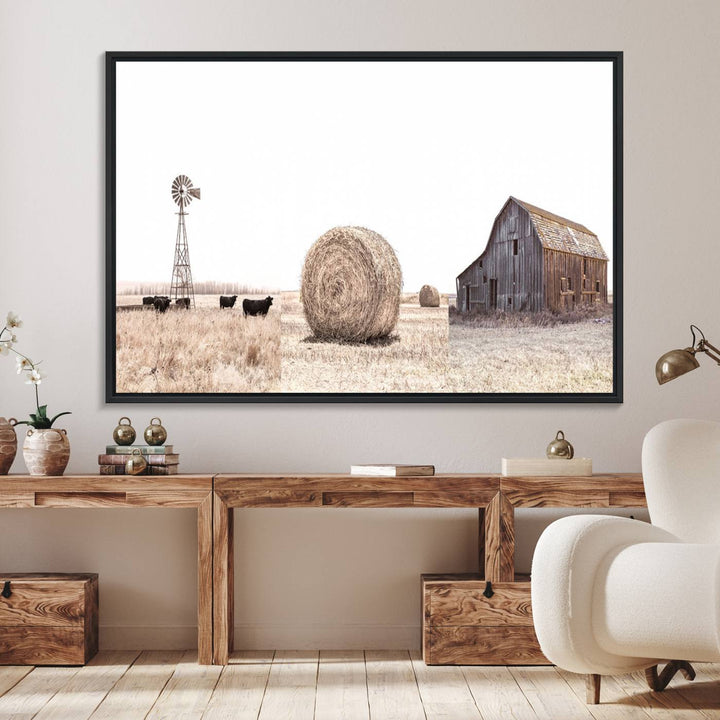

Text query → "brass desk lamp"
[656,325,720,384]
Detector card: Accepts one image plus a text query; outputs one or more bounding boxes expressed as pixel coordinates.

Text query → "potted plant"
[1,312,72,476]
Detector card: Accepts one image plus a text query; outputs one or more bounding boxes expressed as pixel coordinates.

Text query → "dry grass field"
[115,291,612,395]
[115,295,280,393]
[447,309,613,393]
[280,291,449,393]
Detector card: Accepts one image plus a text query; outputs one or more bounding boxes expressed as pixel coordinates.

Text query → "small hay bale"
[419,285,440,307]
[301,226,402,342]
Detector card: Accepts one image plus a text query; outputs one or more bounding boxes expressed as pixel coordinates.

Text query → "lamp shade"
[655,348,700,385]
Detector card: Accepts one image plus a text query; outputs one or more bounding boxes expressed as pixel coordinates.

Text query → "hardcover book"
[350,464,435,477]
[105,445,174,455]
[98,453,179,466]
[501,458,592,476]
[98,464,179,475]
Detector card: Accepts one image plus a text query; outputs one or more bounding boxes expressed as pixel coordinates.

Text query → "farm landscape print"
[108,53,621,401]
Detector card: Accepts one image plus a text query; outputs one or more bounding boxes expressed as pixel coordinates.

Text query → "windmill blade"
[188,187,201,200]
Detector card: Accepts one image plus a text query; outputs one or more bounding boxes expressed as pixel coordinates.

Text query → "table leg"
[483,492,515,582]
[478,507,486,576]
[197,493,213,665]
[213,492,234,665]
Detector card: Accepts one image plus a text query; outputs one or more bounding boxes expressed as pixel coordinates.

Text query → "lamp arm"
[699,340,720,365]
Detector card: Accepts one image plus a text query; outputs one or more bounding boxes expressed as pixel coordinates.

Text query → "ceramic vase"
[22,428,70,476]
[0,417,18,475]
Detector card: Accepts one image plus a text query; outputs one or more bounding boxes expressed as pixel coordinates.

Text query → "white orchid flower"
[25,368,45,385]
[16,356,32,373]
[0,342,9,356]
[6,312,22,329]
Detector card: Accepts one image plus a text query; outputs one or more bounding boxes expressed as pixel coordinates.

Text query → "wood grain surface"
[0,580,86,627]
[0,477,214,665]
[425,626,546,665]
[426,580,534,627]
[483,492,515,582]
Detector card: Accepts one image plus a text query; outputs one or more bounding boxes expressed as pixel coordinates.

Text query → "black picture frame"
[106,51,623,404]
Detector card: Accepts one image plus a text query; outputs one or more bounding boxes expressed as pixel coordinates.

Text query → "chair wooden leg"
[645,661,696,692]
[586,674,601,704]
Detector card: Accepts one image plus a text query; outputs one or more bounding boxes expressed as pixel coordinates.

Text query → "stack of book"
[98,445,180,475]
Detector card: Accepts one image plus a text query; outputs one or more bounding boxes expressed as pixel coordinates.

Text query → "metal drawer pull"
[483,581,494,599]
[1,581,11,598]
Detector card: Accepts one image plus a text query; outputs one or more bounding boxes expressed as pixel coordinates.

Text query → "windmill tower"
[169,174,201,308]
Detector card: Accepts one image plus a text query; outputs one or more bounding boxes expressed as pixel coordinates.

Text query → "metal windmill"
[169,174,201,308]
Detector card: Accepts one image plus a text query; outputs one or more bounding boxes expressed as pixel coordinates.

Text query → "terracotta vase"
[0,417,18,475]
[22,428,70,476]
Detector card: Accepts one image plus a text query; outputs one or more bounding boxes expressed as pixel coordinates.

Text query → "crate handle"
[483,581,494,599]
[1,581,10,599]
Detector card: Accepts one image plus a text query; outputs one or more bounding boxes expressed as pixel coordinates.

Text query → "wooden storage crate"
[0,573,98,665]
[422,573,548,665]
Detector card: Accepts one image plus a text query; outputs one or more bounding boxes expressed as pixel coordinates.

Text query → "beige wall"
[1,0,718,649]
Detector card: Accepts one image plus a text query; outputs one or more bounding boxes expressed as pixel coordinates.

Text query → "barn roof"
[512,197,609,261]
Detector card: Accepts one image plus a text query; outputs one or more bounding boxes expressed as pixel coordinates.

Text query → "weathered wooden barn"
[456,197,609,313]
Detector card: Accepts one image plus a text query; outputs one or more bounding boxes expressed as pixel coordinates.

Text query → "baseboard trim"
[100,625,198,650]
[234,623,421,650]
[99,624,421,650]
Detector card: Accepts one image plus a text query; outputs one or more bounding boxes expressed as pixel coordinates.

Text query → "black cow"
[153,297,171,313]
[219,295,238,309]
[243,296,273,317]
[142,296,155,305]
[175,297,191,309]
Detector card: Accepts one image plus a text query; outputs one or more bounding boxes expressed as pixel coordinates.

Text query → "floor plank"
[0,667,33,699]
[462,665,537,720]
[0,651,716,720]
[89,650,184,720]
[510,666,595,720]
[314,650,369,720]
[605,669,700,720]
[555,668,652,719]
[202,651,274,720]
[33,651,140,720]
[365,650,425,720]
[257,651,319,720]
[146,650,223,720]
[0,666,80,720]
[410,649,483,719]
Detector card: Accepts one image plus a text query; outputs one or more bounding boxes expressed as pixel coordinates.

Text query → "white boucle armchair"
[531,418,720,703]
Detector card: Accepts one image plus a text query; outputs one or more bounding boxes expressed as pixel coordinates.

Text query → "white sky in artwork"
[115,60,614,293]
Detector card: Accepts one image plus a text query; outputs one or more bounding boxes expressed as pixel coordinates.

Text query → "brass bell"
[125,448,147,475]
[546,430,574,459]
[144,417,167,446]
[112,416,136,446]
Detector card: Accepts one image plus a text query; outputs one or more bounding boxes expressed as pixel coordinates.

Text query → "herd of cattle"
[219,295,274,317]
[140,294,274,316]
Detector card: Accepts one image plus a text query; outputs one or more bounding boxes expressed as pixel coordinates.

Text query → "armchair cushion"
[531,514,679,674]
[594,541,720,662]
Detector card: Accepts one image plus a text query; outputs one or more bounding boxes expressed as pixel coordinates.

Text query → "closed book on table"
[350,464,435,477]
[98,453,179,466]
[501,458,592,476]
[105,445,174,455]
[0,573,98,665]
[98,464,179,475]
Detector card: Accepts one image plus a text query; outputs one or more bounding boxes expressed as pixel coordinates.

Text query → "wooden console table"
[212,473,645,665]
[0,475,214,665]
[0,473,647,666]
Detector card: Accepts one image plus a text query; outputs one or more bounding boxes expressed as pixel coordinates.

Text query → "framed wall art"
[106,51,623,403]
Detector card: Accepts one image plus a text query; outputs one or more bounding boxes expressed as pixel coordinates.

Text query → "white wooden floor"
[0,650,718,720]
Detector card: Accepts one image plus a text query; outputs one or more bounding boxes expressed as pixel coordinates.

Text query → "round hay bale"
[419,285,440,307]
[301,226,402,342]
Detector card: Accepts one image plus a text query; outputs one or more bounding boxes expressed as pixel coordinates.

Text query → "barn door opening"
[464,284,471,312]
[489,279,497,310]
